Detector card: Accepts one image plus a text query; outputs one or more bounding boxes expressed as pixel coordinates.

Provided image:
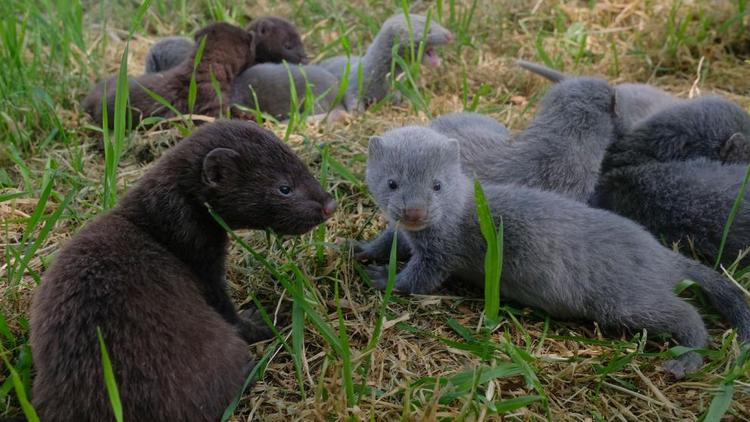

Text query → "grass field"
[2,0,750,420]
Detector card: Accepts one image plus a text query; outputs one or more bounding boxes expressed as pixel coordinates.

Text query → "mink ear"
[444,138,460,161]
[368,136,385,160]
[202,148,241,187]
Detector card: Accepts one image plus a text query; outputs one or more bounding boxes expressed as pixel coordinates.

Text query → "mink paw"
[662,352,702,379]
[364,264,412,293]
[350,240,382,262]
[365,265,390,290]
[237,307,276,344]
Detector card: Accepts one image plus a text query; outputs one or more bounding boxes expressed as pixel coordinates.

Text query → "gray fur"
[230,63,346,119]
[429,111,510,142]
[516,60,567,82]
[319,14,453,111]
[444,77,616,202]
[360,125,750,378]
[517,60,679,134]
[144,36,194,74]
[318,56,358,80]
[600,96,750,173]
[594,158,750,266]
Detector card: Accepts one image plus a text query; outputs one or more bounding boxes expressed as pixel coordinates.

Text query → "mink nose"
[322,199,337,218]
[403,208,427,224]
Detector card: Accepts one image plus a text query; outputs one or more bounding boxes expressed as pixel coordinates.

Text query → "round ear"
[247,31,256,47]
[202,148,241,187]
[368,136,385,160]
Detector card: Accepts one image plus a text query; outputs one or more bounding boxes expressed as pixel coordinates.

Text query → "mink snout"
[322,198,337,218]
[402,208,427,224]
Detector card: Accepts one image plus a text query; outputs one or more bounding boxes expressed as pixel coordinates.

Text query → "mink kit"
[29,121,336,421]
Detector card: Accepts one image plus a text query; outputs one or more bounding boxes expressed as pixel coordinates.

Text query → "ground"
[1,0,750,420]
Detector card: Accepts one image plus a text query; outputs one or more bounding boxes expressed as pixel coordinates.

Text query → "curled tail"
[685,262,750,342]
[516,60,568,83]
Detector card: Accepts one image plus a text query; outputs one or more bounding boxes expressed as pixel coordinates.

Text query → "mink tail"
[516,60,568,83]
[684,261,750,342]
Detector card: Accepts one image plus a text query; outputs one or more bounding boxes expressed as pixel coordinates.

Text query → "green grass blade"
[0,191,28,203]
[221,341,280,422]
[493,395,543,413]
[15,189,75,285]
[334,278,355,406]
[326,155,364,188]
[188,35,208,116]
[209,68,223,118]
[291,280,307,399]
[363,227,398,355]
[135,81,183,120]
[97,327,123,422]
[714,163,750,268]
[2,354,39,422]
[702,343,750,421]
[474,178,502,326]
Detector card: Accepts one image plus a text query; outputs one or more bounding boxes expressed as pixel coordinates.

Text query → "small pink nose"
[322,199,337,218]
[403,208,427,223]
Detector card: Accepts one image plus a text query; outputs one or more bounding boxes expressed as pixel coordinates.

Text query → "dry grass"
[2,0,750,420]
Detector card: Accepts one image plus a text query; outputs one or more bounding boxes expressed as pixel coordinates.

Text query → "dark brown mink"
[82,22,256,129]
[247,16,307,64]
[29,120,337,421]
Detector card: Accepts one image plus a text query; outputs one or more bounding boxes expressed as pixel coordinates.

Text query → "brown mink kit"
[29,120,336,421]
[82,22,255,129]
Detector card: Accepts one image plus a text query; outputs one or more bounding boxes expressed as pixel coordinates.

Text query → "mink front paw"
[662,351,702,379]
[237,307,276,344]
[365,264,412,292]
[351,240,380,262]
[365,265,391,290]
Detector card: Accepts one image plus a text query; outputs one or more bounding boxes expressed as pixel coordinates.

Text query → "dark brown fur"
[83,22,256,129]
[30,120,336,421]
[247,16,307,64]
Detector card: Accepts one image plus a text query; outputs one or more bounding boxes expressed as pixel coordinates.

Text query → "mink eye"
[284,43,292,50]
[433,181,441,192]
[279,185,292,195]
[387,179,398,190]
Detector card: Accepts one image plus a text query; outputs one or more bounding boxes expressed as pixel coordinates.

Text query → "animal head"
[192,121,335,235]
[248,16,307,64]
[537,76,616,119]
[193,22,256,74]
[366,126,468,231]
[383,14,453,67]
